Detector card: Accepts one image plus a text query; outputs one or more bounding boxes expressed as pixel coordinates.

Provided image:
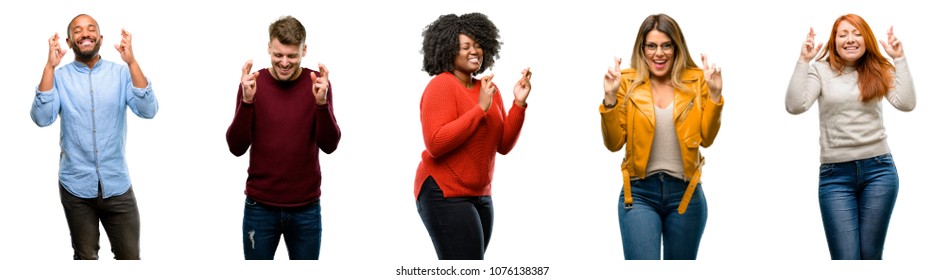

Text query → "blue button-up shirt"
[31,59,158,199]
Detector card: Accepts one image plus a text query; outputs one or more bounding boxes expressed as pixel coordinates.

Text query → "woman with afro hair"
[413,12,532,260]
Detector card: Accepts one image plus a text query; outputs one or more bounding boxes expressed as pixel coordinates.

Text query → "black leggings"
[416,176,493,260]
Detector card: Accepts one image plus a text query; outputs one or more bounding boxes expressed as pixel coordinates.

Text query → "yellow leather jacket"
[600,67,723,214]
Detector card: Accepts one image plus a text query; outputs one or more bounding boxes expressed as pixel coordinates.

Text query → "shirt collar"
[69,57,104,73]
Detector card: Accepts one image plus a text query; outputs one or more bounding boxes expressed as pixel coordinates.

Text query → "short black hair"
[421,13,500,76]
[67,14,97,41]
[269,16,306,46]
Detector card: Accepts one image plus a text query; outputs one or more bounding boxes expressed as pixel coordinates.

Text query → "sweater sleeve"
[785,61,822,115]
[885,57,916,111]
[226,84,254,157]
[421,77,486,158]
[497,89,526,155]
[315,81,341,154]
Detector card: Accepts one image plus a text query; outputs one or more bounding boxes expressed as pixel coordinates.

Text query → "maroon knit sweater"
[226,68,341,207]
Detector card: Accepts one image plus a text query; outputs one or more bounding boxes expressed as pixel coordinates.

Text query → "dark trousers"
[416,176,494,260]
[59,183,141,260]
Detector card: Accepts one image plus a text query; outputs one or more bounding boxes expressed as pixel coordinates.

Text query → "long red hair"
[817,14,894,102]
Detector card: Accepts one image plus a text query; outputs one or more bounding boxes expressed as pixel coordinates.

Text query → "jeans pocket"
[874,154,895,166]
[819,164,835,178]
[245,197,259,208]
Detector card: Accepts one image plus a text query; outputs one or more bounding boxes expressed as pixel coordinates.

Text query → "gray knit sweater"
[786,57,915,164]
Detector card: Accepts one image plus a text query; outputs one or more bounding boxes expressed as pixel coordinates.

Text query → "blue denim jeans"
[819,153,898,260]
[617,172,707,260]
[416,176,494,260]
[242,197,322,260]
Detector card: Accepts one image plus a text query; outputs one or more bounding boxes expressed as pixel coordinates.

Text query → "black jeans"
[59,182,140,260]
[416,176,493,260]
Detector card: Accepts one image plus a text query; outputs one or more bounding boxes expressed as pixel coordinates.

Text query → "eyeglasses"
[643,42,674,53]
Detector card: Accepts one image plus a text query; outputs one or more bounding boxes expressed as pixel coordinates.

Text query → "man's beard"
[71,38,101,61]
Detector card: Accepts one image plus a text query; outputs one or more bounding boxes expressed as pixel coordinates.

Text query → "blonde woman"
[600,14,723,260]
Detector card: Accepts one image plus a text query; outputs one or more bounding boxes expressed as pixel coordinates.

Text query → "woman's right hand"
[799,27,823,63]
[603,57,621,106]
[479,73,496,112]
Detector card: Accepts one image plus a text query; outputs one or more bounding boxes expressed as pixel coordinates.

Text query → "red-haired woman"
[786,14,915,260]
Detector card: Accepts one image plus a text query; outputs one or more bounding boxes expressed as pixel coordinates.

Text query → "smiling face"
[268,38,306,81]
[66,15,102,61]
[835,20,866,66]
[452,34,483,75]
[643,30,675,81]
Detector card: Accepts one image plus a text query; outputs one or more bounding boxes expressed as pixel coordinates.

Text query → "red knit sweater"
[414,72,526,198]
[226,68,341,207]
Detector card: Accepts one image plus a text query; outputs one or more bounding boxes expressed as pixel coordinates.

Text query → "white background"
[2,0,940,279]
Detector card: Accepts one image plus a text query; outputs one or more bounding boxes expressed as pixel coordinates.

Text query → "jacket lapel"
[674,70,702,122]
[628,83,656,127]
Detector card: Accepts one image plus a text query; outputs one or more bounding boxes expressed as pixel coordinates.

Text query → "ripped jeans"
[242,197,322,260]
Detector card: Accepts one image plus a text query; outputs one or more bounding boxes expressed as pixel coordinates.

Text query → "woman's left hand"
[880,26,904,59]
[513,67,532,107]
[701,54,722,102]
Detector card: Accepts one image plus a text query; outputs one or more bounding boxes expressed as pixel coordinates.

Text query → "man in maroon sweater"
[225,16,341,260]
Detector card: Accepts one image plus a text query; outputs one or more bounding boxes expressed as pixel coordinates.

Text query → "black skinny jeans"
[416,176,493,260]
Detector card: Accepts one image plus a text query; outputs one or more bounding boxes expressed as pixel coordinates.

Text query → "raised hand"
[799,27,823,63]
[40,33,68,91]
[701,54,722,101]
[513,67,532,107]
[880,26,904,59]
[241,60,260,103]
[310,63,330,105]
[603,57,622,106]
[114,29,137,65]
[47,33,66,69]
[478,73,496,112]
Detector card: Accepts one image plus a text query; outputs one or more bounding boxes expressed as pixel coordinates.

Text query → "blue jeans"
[617,172,707,260]
[242,197,322,260]
[819,153,898,260]
[416,176,494,260]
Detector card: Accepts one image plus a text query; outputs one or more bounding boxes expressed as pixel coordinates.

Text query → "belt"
[622,160,703,215]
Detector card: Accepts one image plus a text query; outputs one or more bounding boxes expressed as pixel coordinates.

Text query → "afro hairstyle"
[421,12,501,76]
